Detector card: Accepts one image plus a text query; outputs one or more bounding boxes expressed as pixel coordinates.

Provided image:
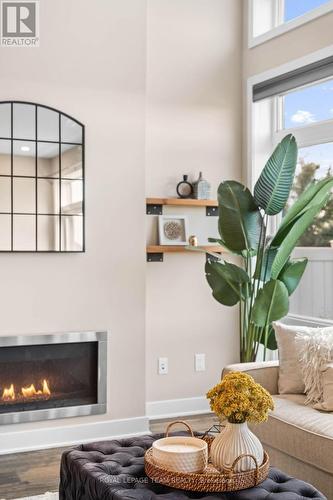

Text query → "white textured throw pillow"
[273,322,319,394]
[296,327,333,405]
[314,362,333,412]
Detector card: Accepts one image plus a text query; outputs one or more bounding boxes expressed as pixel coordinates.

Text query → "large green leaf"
[205,261,250,306]
[259,324,278,350]
[271,198,330,278]
[272,177,333,247]
[253,245,278,282]
[278,258,308,295]
[208,237,243,256]
[218,181,262,253]
[254,134,297,215]
[252,279,289,327]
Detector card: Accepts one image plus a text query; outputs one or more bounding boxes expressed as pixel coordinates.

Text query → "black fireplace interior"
[0,342,98,414]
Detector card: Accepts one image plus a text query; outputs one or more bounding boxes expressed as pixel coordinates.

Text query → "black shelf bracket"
[206,252,221,263]
[206,206,218,217]
[146,204,163,215]
[147,252,164,262]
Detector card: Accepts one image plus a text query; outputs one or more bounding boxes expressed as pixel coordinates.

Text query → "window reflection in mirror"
[13,215,35,251]
[38,215,59,251]
[0,215,11,250]
[37,142,59,178]
[61,145,82,179]
[0,177,11,212]
[37,107,59,142]
[61,115,82,143]
[13,103,35,140]
[0,104,11,138]
[0,140,11,175]
[13,141,36,177]
[61,216,83,251]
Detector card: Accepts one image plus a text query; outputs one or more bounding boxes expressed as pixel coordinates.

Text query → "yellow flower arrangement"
[207,372,274,424]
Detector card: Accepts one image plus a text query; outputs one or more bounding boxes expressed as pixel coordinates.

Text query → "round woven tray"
[145,435,270,493]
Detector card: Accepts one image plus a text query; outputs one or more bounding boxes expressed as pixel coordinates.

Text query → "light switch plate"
[195,353,206,372]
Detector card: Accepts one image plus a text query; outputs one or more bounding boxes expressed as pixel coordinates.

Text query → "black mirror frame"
[0,101,85,252]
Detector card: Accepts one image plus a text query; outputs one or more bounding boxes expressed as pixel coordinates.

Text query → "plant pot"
[210,421,264,473]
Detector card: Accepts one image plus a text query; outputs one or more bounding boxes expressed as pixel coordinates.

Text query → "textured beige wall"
[0,0,147,430]
[243,2,333,77]
[145,0,242,402]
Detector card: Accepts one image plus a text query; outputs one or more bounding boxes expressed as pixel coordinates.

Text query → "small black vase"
[176,175,193,199]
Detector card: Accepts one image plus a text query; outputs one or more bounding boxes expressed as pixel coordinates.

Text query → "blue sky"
[284,79,333,128]
[284,79,333,177]
[284,0,330,21]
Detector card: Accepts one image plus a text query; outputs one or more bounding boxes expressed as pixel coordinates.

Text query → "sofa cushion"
[273,322,313,394]
[252,394,333,474]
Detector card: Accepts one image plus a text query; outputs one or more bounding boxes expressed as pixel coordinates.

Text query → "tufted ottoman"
[59,434,326,500]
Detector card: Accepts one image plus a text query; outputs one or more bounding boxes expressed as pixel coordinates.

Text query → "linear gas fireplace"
[0,332,107,424]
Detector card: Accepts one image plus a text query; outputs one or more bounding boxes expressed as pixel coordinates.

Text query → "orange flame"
[2,384,15,401]
[2,380,51,401]
[42,379,51,396]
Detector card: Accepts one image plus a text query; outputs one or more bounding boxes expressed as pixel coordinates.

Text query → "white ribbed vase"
[210,422,264,473]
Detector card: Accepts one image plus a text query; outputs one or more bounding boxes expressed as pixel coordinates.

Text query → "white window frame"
[249,0,333,49]
[246,44,333,257]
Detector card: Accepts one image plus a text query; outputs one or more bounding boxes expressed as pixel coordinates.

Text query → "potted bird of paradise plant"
[191,134,333,362]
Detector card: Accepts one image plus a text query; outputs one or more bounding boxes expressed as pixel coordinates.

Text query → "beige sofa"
[223,361,333,499]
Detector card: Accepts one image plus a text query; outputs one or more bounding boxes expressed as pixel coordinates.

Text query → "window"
[284,0,331,21]
[286,143,333,246]
[282,78,333,129]
[250,0,333,47]
[252,61,333,247]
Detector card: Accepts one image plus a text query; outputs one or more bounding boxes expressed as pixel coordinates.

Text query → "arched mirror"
[0,102,84,252]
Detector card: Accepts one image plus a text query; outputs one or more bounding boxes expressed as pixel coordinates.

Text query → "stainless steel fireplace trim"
[0,331,107,425]
[0,331,107,347]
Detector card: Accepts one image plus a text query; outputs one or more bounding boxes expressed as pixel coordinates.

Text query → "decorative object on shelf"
[193,172,211,200]
[152,421,208,473]
[158,215,189,246]
[176,175,193,199]
[191,134,333,361]
[207,372,274,473]
[188,235,198,247]
[330,240,333,248]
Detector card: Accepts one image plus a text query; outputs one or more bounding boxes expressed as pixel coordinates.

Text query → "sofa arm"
[222,361,279,395]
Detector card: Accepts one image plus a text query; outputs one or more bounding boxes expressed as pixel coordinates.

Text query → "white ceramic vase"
[210,422,264,473]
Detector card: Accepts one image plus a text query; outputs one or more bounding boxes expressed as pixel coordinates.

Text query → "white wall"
[0,0,243,446]
[0,0,147,443]
[145,0,242,404]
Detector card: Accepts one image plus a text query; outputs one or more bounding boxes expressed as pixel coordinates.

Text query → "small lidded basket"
[152,420,208,473]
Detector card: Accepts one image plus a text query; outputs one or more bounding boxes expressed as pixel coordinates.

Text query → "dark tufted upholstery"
[59,434,326,500]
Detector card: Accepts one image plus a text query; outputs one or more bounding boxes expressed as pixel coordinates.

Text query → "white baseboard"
[0,416,150,454]
[146,396,211,420]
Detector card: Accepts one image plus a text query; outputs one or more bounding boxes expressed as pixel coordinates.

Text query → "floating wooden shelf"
[147,245,222,253]
[146,198,218,207]
[146,198,218,217]
[146,245,224,262]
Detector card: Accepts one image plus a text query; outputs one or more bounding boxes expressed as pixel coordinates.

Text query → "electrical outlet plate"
[195,353,206,372]
[158,357,168,375]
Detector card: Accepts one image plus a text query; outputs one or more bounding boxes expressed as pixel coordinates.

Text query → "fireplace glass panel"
[0,341,98,414]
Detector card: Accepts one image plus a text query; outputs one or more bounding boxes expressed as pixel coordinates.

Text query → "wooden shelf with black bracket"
[146,198,221,262]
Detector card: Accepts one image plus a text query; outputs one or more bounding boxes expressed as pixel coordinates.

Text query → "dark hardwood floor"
[0,414,218,500]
